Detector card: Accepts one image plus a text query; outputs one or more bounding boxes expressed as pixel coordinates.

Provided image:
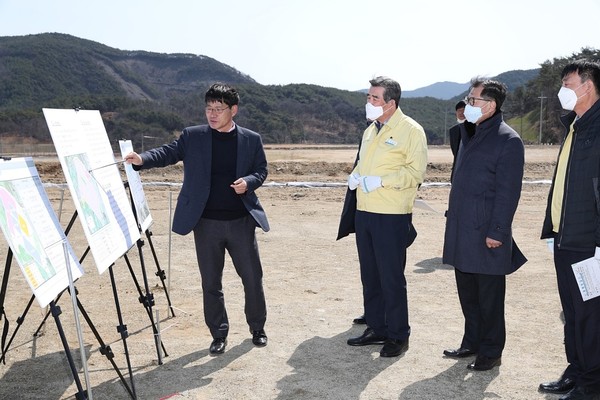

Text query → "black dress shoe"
[251,329,268,347]
[539,376,576,394]
[467,355,501,371]
[380,338,409,357]
[347,327,386,346]
[443,347,476,358]
[559,386,600,400]
[209,337,227,355]
[353,315,366,325]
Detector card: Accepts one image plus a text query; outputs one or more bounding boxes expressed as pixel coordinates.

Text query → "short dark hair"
[470,77,507,111]
[369,76,401,106]
[205,83,240,107]
[455,100,466,110]
[561,59,600,96]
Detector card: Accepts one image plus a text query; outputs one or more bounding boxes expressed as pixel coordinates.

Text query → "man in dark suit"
[125,83,269,355]
[448,100,466,182]
[448,100,466,156]
[442,78,527,371]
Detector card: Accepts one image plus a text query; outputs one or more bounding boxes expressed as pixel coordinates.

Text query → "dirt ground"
[0,145,571,399]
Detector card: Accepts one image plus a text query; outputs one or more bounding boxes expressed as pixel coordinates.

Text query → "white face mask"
[464,104,483,124]
[557,82,590,111]
[557,86,579,111]
[365,102,384,121]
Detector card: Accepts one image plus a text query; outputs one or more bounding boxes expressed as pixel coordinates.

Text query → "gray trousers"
[192,215,267,338]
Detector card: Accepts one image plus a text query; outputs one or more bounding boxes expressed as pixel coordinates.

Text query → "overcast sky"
[0,0,598,91]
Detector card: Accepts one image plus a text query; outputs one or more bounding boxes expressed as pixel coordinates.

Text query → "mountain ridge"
[403,81,470,100]
[0,33,541,146]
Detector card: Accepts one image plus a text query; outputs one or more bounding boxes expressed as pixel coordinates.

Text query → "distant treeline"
[0,33,598,148]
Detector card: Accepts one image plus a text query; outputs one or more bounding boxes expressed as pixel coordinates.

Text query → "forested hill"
[0,33,255,108]
[0,33,570,148]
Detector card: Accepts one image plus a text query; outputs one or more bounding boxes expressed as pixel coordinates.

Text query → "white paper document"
[571,257,600,301]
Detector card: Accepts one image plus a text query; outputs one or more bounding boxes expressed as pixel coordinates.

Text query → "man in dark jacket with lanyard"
[125,83,269,356]
[539,60,600,400]
[442,78,527,371]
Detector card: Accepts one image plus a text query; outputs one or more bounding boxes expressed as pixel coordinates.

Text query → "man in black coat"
[448,100,476,182]
[538,60,600,400]
[442,78,527,371]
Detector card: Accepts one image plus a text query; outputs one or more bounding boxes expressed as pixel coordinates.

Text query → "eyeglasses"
[465,96,492,106]
[205,106,231,115]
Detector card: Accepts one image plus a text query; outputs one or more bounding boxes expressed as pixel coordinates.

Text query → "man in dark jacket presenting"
[125,83,269,355]
[442,78,527,371]
[538,60,600,400]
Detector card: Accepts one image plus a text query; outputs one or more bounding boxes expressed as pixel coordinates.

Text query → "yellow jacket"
[353,107,428,214]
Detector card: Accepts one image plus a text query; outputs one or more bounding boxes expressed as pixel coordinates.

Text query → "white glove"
[360,176,382,193]
[348,173,361,190]
[546,238,554,254]
[595,246,600,259]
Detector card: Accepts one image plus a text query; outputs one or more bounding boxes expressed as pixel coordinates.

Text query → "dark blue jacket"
[541,99,600,251]
[443,112,527,275]
[136,124,269,235]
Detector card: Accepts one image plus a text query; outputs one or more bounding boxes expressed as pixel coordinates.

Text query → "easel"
[0,156,174,398]
[0,247,16,363]
[0,248,90,399]
[7,178,172,364]
[0,211,137,399]
[123,180,175,319]
[143,228,175,318]
[34,179,171,364]
[121,180,173,362]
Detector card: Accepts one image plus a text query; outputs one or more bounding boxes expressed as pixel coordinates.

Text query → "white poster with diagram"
[0,157,83,307]
[42,108,140,274]
[119,140,152,232]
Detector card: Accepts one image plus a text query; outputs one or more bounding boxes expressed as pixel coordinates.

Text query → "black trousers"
[355,211,411,340]
[553,240,600,391]
[192,215,267,339]
[454,268,506,359]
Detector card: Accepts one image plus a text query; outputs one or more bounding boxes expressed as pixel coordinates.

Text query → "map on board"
[43,108,140,274]
[0,157,83,307]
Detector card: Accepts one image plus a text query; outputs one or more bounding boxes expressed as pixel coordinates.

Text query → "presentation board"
[119,140,153,232]
[42,108,140,274]
[0,157,84,307]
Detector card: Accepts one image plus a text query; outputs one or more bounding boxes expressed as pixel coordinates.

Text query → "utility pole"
[520,99,524,135]
[538,94,547,144]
